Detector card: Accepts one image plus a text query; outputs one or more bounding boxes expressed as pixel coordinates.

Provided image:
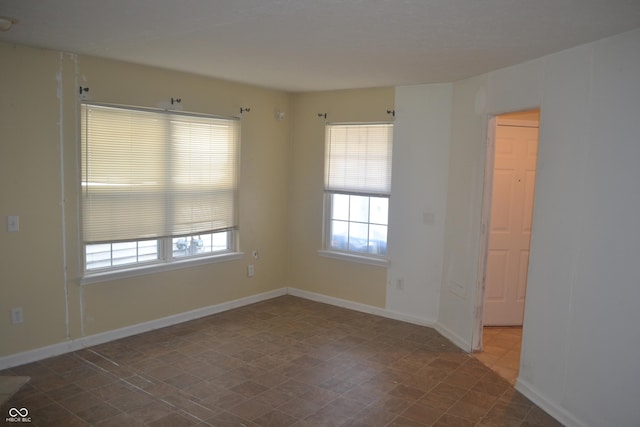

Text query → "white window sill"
[81,252,244,285]
[318,249,389,267]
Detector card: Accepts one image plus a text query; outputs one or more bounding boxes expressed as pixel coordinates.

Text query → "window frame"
[79,102,242,284]
[320,122,393,266]
[320,193,390,267]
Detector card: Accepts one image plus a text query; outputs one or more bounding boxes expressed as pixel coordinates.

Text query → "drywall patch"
[57,52,70,341]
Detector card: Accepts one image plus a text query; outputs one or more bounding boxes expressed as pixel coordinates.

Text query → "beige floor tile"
[476,326,523,386]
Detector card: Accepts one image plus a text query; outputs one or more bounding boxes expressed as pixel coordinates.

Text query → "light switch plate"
[6,215,19,232]
[11,307,23,324]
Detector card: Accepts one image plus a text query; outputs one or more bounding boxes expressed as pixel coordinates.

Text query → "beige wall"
[0,42,395,359]
[287,88,394,308]
[0,45,70,355]
[0,43,291,356]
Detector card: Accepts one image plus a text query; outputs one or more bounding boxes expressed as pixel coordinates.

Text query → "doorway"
[474,109,540,384]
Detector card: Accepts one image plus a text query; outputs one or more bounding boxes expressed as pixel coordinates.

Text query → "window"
[323,123,393,259]
[80,103,240,275]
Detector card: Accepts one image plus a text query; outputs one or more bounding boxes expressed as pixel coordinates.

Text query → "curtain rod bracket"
[386,109,395,117]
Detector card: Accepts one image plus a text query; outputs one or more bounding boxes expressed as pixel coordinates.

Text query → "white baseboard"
[1,286,471,371]
[0,284,584,427]
[0,288,287,370]
[287,287,437,329]
[287,288,477,354]
[286,283,604,422]
[0,340,79,372]
[434,321,472,353]
[516,378,584,427]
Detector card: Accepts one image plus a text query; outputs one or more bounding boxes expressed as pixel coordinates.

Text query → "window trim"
[317,249,389,267]
[321,192,390,266]
[81,251,244,285]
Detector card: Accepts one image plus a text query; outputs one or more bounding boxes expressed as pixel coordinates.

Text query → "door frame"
[471,111,540,352]
[472,115,497,352]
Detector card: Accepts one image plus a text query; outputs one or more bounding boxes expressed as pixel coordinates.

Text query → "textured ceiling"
[1,0,639,92]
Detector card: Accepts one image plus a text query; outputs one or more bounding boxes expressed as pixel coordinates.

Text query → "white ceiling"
[1,0,640,92]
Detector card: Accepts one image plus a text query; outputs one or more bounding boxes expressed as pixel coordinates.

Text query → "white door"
[483,123,538,326]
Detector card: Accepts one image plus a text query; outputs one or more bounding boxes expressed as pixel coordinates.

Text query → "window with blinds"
[323,123,393,258]
[80,103,240,273]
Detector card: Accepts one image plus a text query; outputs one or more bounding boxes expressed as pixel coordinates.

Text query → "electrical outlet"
[11,307,23,324]
[396,278,404,290]
[247,265,254,277]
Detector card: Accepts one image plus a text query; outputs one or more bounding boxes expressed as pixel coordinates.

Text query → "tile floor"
[475,327,523,386]
[0,296,561,426]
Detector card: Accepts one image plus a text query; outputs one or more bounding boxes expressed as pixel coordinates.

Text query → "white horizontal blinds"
[81,104,239,243]
[324,123,393,195]
[81,105,167,242]
[170,115,239,236]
